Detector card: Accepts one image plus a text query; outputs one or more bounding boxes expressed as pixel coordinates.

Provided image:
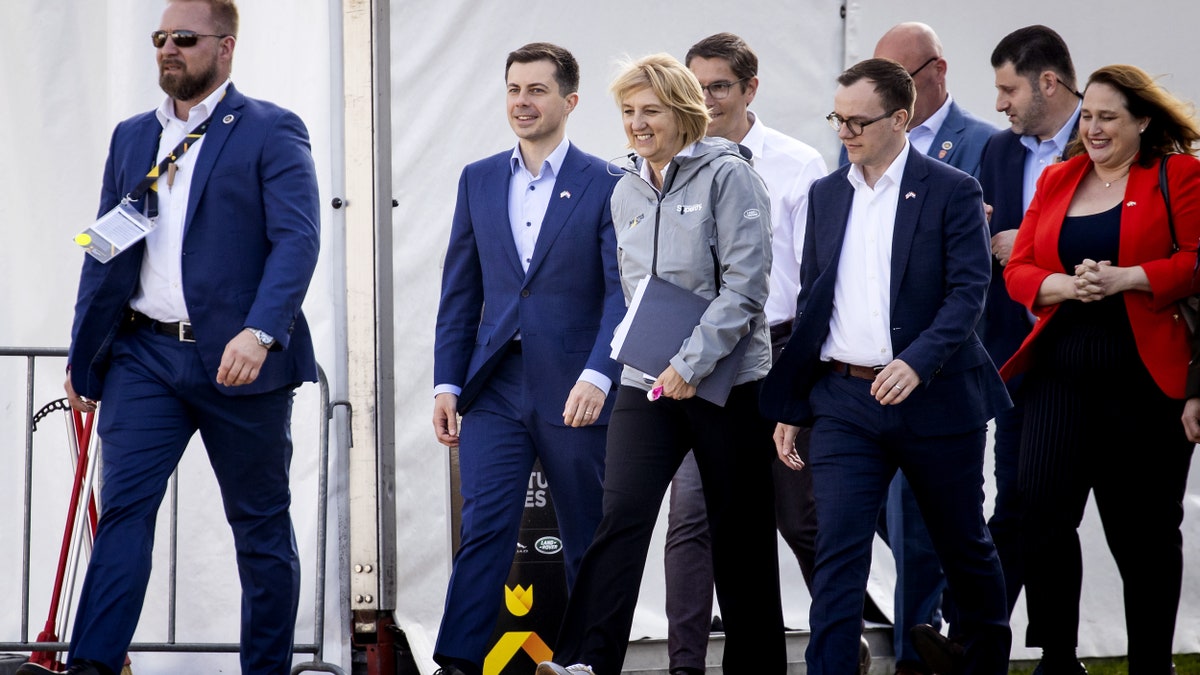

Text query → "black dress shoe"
[1031,660,1087,675]
[433,667,470,675]
[909,624,963,675]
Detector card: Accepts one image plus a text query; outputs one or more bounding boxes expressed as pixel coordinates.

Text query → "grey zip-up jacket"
[611,136,773,392]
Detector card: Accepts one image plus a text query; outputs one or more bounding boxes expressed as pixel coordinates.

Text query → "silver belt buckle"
[178,321,195,343]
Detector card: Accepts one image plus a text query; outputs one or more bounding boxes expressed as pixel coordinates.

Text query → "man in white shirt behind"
[662,32,829,675]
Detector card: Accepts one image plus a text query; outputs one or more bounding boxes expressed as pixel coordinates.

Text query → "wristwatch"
[247,327,275,349]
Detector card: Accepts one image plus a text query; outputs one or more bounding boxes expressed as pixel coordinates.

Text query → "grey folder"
[613,275,752,406]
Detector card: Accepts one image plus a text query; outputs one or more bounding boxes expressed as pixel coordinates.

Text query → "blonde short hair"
[610,53,710,148]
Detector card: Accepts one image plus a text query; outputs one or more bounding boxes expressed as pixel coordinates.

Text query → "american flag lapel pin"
[560,190,571,199]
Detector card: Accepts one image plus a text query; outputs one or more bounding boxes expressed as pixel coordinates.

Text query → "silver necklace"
[1098,169,1130,188]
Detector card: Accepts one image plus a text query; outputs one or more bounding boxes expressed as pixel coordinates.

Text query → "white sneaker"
[535,662,595,675]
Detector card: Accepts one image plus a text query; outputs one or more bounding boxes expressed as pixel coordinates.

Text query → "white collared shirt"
[907,94,953,156]
[1020,103,1081,211]
[508,136,570,273]
[738,113,828,326]
[129,78,232,322]
[820,141,911,366]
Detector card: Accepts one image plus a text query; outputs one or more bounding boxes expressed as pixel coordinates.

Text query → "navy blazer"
[69,84,320,399]
[975,129,1031,366]
[433,143,624,424]
[761,146,1010,432]
[838,99,995,178]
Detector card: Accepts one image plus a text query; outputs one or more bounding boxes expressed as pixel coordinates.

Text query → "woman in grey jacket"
[538,53,785,675]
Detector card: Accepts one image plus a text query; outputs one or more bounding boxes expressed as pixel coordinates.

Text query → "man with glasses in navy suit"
[763,58,1011,675]
[869,22,998,674]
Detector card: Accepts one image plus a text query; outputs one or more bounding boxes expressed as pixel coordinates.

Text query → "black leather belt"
[828,359,883,380]
[769,321,792,343]
[127,309,195,342]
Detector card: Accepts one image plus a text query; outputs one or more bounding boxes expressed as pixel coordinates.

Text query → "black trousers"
[552,381,786,674]
[1020,310,1193,674]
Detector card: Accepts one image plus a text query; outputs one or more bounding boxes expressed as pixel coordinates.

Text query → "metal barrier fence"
[0,347,345,675]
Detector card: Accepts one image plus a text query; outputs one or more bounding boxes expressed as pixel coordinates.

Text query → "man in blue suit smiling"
[32,2,321,675]
[761,59,1011,675]
[430,43,623,675]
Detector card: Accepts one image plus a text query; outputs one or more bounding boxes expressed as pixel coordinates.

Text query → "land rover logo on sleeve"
[534,536,563,555]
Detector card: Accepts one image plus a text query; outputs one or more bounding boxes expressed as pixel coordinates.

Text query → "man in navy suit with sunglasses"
[21,2,320,674]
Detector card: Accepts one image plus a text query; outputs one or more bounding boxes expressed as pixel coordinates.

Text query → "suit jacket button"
[521,289,530,298]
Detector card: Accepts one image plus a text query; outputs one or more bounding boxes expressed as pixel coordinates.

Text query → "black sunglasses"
[151,30,229,48]
[908,56,939,78]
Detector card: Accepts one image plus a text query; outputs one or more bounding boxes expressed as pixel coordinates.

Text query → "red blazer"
[1001,153,1200,398]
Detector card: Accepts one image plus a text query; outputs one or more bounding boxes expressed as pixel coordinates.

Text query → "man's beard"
[1016,86,1049,137]
[159,56,219,102]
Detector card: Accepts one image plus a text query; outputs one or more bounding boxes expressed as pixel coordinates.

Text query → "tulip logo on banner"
[484,585,553,674]
[481,462,569,674]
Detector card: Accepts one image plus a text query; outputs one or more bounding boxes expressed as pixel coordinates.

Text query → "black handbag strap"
[1161,153,1180,252]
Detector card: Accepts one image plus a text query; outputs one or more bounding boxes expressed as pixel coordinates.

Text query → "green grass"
[1009,654,1200,674]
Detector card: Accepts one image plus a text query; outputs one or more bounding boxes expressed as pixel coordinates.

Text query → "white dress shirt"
[1020,103,1081,211]
[820,141,911,366]
[739,113,828,326]
[129,79,232,322]
[508,136,569,272]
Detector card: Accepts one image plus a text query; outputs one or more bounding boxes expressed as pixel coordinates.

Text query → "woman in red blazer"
[1002,65,1200,675]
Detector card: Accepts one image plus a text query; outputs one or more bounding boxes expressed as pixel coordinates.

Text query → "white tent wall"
[1,2,348,674]
[7,0,1200,673]
[844,0,1200,661]
[388,0,846,668]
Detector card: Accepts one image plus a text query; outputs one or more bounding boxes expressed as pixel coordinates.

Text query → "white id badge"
[74,201,156,263]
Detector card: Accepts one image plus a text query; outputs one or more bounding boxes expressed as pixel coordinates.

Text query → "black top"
[1053,203,1125,326]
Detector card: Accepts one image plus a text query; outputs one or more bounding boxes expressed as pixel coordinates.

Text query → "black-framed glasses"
[908,56,939,78]
[151,30,230,48]
[701,78,749,100]
[826,109,899,136]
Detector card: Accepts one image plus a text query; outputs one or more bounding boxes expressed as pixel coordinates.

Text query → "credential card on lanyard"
[74,201,156,264]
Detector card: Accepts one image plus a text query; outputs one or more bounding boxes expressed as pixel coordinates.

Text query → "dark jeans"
[664,430,816,670]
